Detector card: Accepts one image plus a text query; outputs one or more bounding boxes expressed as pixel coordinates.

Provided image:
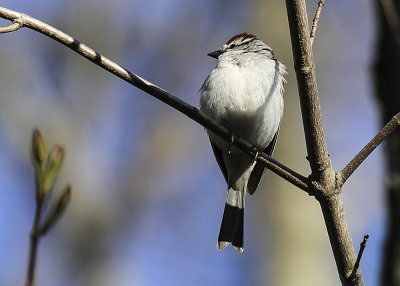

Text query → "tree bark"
[285,1,364,284]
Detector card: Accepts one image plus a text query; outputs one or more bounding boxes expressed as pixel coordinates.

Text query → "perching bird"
[200,33,286,253]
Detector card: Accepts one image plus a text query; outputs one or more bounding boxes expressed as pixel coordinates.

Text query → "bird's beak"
[207,50,222,59]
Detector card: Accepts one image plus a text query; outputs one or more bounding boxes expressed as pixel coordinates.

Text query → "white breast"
[200,56,285,149]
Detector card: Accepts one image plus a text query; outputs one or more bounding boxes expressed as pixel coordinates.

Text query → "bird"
[200,33,286,253]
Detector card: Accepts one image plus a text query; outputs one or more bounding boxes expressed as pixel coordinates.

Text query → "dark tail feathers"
[217,188,244,253]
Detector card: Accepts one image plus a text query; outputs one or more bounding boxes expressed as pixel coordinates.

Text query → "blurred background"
[0,0,386,285]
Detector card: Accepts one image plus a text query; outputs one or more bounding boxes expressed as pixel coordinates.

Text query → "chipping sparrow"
[200,33,286,253]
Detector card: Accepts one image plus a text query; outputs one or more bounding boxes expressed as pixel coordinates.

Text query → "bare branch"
[318,195,362,286]
[285,0,333,185]
[339,112,400,185]
[25,203,42,286]
[349,235,369,282]
[0,6,310,192]
[310,0,326,46]
[286,1,363,285]
[255,151,309,192]
[0,19,22,33]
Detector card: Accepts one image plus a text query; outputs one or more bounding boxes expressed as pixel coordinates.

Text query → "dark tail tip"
[217,203,244,253]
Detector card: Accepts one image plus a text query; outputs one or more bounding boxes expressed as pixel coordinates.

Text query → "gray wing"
[247,128,280,195]
[210,140,228,183]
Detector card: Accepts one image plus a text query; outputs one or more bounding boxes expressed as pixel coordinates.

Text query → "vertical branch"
[285,0,363,285]
[319,195,361,285]
[25,203,42,286]
[285,0,333,184]
[25,129,72,286]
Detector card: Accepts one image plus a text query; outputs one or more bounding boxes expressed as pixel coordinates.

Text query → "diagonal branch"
[0,7,310,192]
[339,112,400,185]
[349,235,369,282]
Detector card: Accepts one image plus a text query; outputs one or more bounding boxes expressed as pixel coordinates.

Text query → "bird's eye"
[230,44,237,49]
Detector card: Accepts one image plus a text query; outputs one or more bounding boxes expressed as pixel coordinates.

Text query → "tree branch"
[0,6,310,192]
[310,0,326,46]
[349,235,369,282]
[318,195,362,286]
[285,0,333,185]
[0,19,22,33]
[25,202,42,286]
[285,1,363,285]
[339,112,400,185]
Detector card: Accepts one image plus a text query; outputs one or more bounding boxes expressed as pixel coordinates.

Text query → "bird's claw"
[252,146,262,163]
[228,134,235,154]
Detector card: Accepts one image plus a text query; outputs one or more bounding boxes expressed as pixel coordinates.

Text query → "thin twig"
[310,0,326,46]
[0,19,22,33]
[25,203,42,286]
[0,6,310,192]
[349,235,369,281]
[339,112,400,185]
[25,129,71,286]
[380,0,400,52]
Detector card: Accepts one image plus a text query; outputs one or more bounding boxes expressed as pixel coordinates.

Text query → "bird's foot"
[228,133,235,155]
[252,146,262,163]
